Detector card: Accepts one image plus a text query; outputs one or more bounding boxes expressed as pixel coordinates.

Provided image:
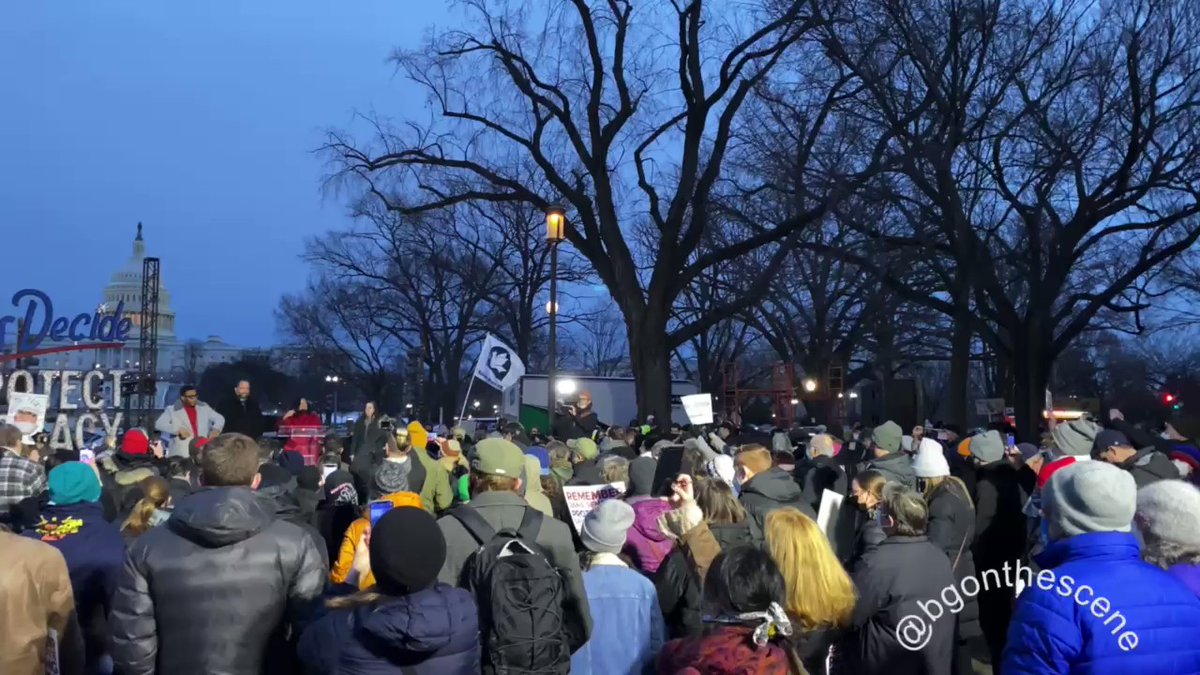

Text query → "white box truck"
[502,374,700,431]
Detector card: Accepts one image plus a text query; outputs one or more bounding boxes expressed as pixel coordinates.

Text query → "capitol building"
[30,224,245,402]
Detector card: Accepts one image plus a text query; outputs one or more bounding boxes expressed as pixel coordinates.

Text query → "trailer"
[502,374,700,432]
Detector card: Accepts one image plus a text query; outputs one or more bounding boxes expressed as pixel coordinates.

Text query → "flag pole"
[458,374,477,424]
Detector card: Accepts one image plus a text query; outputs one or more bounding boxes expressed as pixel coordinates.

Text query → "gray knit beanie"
[970,430,1006,464]
[871,421,903,455]
[1052,419,1100,457]
[581,499,636,554]
[1044,461,1135,538]
[1136,480,1200,550]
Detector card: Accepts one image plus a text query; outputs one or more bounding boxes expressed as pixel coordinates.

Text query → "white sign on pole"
[681,394,714,425]
[5,392,49,444]
[816,488,845,538]
[562,482,626,531]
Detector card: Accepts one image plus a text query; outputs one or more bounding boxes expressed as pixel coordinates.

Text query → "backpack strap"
[449,506,497,545]
[516,507,543,542]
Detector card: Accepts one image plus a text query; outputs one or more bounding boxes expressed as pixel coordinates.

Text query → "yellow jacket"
[330,492,424,590]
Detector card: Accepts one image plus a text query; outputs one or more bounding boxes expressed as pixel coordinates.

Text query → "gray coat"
[436,490,593,652]
[155,402,225,458]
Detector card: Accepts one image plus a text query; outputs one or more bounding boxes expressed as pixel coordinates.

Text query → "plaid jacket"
[0,447,47,515]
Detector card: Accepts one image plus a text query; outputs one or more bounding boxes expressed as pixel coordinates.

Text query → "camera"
[379,418,396,432]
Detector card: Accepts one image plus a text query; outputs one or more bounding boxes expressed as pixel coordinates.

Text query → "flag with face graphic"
[472,333,525,391]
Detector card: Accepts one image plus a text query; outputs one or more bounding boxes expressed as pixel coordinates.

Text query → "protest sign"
[816,488,844,538]
[562,482,626,531]
[6,392,49,443]
[681,394,714,425]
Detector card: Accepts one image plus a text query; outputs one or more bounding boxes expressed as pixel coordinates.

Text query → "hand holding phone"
[79,449,96,465]
[368,501,394,528]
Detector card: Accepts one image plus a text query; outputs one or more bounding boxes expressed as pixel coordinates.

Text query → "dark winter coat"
[739,467,816,531]
[350,416,389,477]
[842,536,956,675]
[846,506,885,573]
[972,461,1027,569]
[298,584,480,675]
[257,482,332,569]
[654,519,763,639]
[801,455,849,514]
[217,395,265,439]
[22,501,125,670]
[97,451,161,522]
[109,486,327,675]
[568,459,606,486]
[1119,447,1179,488]
[867,452,916,488]
[926,479,980,639]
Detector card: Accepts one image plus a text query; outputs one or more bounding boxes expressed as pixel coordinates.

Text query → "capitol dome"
[103,223,177,338]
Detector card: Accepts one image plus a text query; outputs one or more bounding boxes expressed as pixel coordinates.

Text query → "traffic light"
[1165,393,1176,404]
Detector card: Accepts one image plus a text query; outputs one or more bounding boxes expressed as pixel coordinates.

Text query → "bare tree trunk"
[947,301,972,430]
[630,311,674,424]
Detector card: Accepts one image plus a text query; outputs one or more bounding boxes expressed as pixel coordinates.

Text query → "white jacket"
[155,402,225,458]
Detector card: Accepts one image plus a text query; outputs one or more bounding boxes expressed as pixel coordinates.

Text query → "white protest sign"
[681,394,714,425]
[562,482,626,531]
[816,488,845,539]
[5,392,49,444]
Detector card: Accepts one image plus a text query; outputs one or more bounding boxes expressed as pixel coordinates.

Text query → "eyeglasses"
[183,393,199,399]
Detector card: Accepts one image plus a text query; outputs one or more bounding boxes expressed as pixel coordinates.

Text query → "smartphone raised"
[1006,433,1016,448]
[79,449,95,464]
[368,501,394,528]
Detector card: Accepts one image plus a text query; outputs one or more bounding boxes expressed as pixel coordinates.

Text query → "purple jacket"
[623,499,674,575]
[1170,563,1200,599]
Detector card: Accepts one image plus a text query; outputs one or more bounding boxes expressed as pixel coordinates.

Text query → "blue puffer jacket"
[298,583,480,675]
[1003,531,1200,674]
[571,559,666,675]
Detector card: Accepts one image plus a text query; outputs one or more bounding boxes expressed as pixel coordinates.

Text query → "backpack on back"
[449,506,571,674]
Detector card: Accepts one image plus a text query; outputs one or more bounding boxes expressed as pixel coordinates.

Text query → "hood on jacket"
[630,499,673,542]
[407,422,430,455]
[1124,448,1180,481]
[710,519,763,549]
[522,455,547,498]
[355,584,479,659]
[742,467,804,502]
[168,486,273,548]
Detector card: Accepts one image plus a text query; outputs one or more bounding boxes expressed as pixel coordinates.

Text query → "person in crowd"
[1050,417,1099,460]
[22,461,125,674]
[605,426,638,460]
[501,421,530,452]
[372,429,451,515]
[522,452,554,516]
[562,390,599,440]
[657,546,801,674]
[0,423,48,528]
[277,397,323,466]
[295,465,324,525]
[155,384,224,458]
[735,445,816,529]
[333,461,427,589]
[845,469,887,571]
[568,437,605,485]
[865,420,915,488]
[109,433,326,675]
[708,453,738,492]
[548,440,574,483]
[437,438,593,665]
[966,430,1027,667]
[655,477,763,639]
[299,506,480,674]
[602,454,630,485]
[120,475,172,543]
[1003,461,1200,673]
[765,507,855,675]
[1013,443,1044,497]
[315,469,360,564]
[1109,408,1198,457]
[216,379,264,439]
[440,438,472,505]
[255,463,329,566]
[912,436,982,673]
[1,527,86,675]
[844,482,955,674]
[164,454,196,505]
[623,460,674,576]
[571,499,666,674]
[1093,427,1178,488]
[800,433,848,514]
[1135,479,1200,598]
[349,401,387,497]
[97,429,163,522]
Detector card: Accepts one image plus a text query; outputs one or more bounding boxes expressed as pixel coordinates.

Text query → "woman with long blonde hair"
[120,476,172,542]
[766,507,855,674]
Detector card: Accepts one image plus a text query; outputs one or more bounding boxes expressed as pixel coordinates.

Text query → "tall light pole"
[545,204,566,437]
[325,374,340,424]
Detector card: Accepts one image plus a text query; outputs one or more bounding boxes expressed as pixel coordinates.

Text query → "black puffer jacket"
[654,518,763,639]
[801,455,849,514]
[256,482,331,569]
[926,478,980,639]
[739,467,816,530]
[1120,447,1179,488]
[109,487,326,675]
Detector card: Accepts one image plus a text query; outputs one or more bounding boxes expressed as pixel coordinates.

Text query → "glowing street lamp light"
[545,203,567,433]
[802,378,818,393]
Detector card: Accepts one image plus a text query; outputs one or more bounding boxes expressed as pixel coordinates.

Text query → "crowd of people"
[4,377,1200,674]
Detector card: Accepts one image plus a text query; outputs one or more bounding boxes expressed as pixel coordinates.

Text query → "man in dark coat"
[734,446,816,528]
[215,380,264,439]
[560,391,599,440]
[799,434,849,514]
[1093,428,1179,488]
[109,433,325,675]
[843,483,955,675]
[865,421,916,488]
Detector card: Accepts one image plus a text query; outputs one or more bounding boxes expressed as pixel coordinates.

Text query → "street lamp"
[849,391,859,399]
[802,378,818,393]
[545,203,566,435]
[325,375,340,423]
[790,398,799,405]
[473,400,480,409]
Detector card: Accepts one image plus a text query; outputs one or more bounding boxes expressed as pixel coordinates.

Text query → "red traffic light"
[1165,393,1177,404]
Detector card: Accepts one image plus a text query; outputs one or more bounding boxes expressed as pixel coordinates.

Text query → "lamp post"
[545,204,566,436]
[325,375,340,424]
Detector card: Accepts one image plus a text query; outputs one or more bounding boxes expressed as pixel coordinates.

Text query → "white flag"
[472,334,525,391]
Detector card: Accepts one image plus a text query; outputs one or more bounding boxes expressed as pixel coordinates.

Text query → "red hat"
[1037,455,1078,490]
[121,429,150,456]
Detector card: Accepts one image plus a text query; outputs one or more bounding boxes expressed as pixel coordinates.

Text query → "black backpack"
[449,506,571,674]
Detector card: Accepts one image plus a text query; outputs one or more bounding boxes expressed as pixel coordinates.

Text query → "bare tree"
[569,303,631,376]
[324,0,891,419]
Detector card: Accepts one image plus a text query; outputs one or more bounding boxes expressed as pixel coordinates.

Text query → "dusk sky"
[1,1,451,347]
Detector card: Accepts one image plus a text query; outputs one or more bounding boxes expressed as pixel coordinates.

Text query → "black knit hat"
[370,506,446,595]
